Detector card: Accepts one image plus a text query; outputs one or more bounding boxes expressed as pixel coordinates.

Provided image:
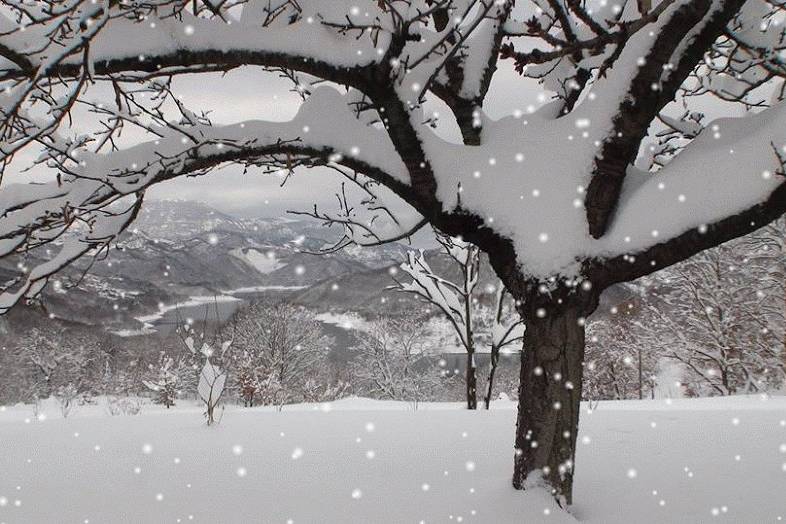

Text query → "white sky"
[144,64,545,218]
[6,58,737,222]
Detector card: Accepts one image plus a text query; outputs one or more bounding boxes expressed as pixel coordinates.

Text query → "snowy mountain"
[0,198,639,336]
[0,200,415,331]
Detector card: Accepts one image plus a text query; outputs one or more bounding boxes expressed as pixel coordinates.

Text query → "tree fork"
[484,347,500,410]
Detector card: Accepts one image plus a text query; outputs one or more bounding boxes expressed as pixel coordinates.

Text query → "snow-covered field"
[1,396,785,523]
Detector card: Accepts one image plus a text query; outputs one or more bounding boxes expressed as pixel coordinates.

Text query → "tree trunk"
[637,347,644,400]
[484,346,500,409]
[466,344,477,410]
[609,362,622,400]
[512,304,586,506]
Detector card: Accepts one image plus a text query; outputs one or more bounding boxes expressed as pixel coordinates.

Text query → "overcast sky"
[8,56,738,224]
[143,65,546,219]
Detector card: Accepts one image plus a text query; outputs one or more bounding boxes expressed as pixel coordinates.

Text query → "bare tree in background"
[230,301,331,407]
[585,314,658,401]
[744,218,786,380]
[350,312,441,409]
[637,244,785,396]
[1,0,786,503]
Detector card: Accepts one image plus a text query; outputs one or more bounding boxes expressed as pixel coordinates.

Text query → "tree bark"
[512,303,587,506]
[466,344,478,410]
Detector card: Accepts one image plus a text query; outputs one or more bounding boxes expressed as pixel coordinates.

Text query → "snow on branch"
[391,233,481,346]
[0,196,142,314]
[0,0,785,303]
[0,0,511,99]
[582,0,742,239]
[590,100,786,284]
[423,0,512,100]
[0,2,388,82]
[0,86,407,310]
[395,248,473,344]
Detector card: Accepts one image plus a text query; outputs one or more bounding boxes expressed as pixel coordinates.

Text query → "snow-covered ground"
[1,396,785,523]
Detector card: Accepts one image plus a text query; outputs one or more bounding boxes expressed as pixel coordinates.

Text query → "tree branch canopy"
[1,0,785,309]
[0,85,408,311]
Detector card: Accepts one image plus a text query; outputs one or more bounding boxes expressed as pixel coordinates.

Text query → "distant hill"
[0,199,413,331]
[0,199,640,336]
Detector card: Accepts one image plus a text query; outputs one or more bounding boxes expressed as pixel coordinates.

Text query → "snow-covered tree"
[393,233,523,409]
[585,312,659,401]
[229,302,331,407]
[350,312,441,408]
[474,285,525,408]
[744,217,786,383]
[54,382,80,418]
[637,244,785,395]
[301,378,351,404]
[2,0,786,503]
[182,330,231,425]
[143,352,181,408]
[232,350,262,408]
[394,234,482,408]
[14,328,97,403]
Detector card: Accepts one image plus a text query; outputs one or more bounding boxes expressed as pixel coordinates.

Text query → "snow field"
[0,396,785,523]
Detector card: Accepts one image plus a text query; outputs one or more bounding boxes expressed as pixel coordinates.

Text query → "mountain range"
[0,199,636,337]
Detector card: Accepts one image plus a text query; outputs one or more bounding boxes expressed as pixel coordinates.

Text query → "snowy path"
[0,397,784,523]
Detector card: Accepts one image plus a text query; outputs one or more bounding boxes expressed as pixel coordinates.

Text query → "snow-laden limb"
[0,197,141,314]
[423,111,600,278]
[445,0,511,100]
[425,0,513,137]
[0,87,408,219]
[581,0,745,238]
[0,0,505,93]
[0,2,390,82]
[591,99,786,284]
[0,0,108,163]
[0,87,407,310]
[420,96,785,280]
